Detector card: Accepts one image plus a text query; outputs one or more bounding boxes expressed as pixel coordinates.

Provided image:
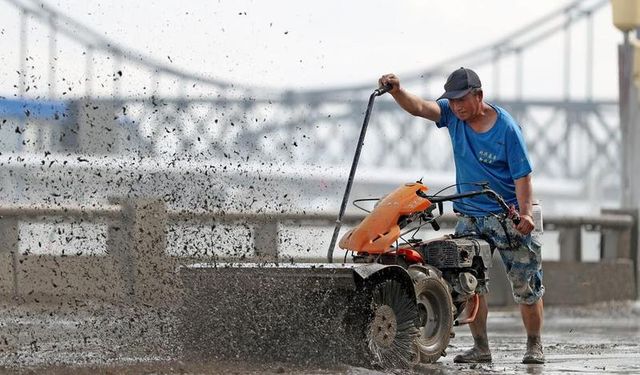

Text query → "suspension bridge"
[0,0,621,215]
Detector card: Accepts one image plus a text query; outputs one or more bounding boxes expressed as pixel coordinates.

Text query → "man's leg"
[521,298,543,335]
[453,295,492,363]
[490,215,546,364]
[521,298,545,364]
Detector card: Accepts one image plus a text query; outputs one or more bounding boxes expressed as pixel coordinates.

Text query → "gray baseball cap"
[437,67,482,100]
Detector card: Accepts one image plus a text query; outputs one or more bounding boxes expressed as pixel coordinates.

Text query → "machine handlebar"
[416,187,520,224]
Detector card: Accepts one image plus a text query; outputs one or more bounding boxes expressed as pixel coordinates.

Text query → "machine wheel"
[356,279,420,369]
[413,274,454,363]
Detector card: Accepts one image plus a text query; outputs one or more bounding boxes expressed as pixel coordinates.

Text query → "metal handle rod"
[423,188,520,224]
[327,89,386,262]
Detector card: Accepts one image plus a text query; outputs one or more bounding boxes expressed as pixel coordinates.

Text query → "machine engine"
[418,236,493,301]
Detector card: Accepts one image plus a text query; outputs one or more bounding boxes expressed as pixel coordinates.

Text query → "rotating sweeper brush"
[180,85,519,369]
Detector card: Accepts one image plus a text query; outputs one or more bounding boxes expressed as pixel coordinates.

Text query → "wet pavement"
[0,299,638,374]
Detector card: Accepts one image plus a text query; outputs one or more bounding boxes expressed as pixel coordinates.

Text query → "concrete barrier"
[543,260,636,305]
[0,202,637,306]
[106,198,178,304]
[0,218,19,298]
[486,258,637,306]
[12,255,128,302]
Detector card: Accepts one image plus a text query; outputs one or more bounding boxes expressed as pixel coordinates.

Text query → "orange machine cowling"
[339,182,431,254]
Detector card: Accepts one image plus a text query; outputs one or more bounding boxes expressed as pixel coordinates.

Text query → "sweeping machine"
[180,86,520,368]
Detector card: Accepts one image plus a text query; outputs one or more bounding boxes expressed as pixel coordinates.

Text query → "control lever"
[430,220,441,231]
[508,204,521,225]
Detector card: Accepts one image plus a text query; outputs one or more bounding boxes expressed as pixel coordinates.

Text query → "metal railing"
[0,203,122,220]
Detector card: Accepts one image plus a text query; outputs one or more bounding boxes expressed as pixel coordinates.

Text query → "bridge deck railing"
[0,199,637,305]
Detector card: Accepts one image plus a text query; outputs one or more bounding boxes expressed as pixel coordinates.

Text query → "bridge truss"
[0,0,622,206]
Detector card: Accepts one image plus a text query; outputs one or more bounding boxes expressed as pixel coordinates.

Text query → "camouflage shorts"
[454,215,545,305]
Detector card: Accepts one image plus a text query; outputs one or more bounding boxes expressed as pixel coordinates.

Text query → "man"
[378,68,545,364]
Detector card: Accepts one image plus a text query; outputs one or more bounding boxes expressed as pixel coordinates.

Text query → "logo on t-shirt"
[478,150,497,164]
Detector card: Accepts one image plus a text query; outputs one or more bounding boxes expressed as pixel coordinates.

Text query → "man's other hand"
[516,214,535,235]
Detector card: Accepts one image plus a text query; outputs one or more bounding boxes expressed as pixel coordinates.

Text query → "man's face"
[449,90,482,121]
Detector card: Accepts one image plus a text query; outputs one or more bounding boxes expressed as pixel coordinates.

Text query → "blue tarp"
[0,97,69,121]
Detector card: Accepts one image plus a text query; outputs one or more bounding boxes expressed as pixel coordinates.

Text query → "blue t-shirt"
[436,99,532,216]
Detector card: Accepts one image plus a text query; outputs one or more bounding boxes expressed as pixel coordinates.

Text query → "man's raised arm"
[379,73,442,123]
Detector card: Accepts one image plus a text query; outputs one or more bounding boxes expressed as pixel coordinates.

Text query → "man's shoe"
[522,336,545,364]
[453,347,492,363]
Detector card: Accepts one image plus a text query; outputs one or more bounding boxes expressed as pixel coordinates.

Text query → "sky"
[0,0,623,99]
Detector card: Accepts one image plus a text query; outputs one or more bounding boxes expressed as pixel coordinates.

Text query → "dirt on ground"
[0,299,638,374]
